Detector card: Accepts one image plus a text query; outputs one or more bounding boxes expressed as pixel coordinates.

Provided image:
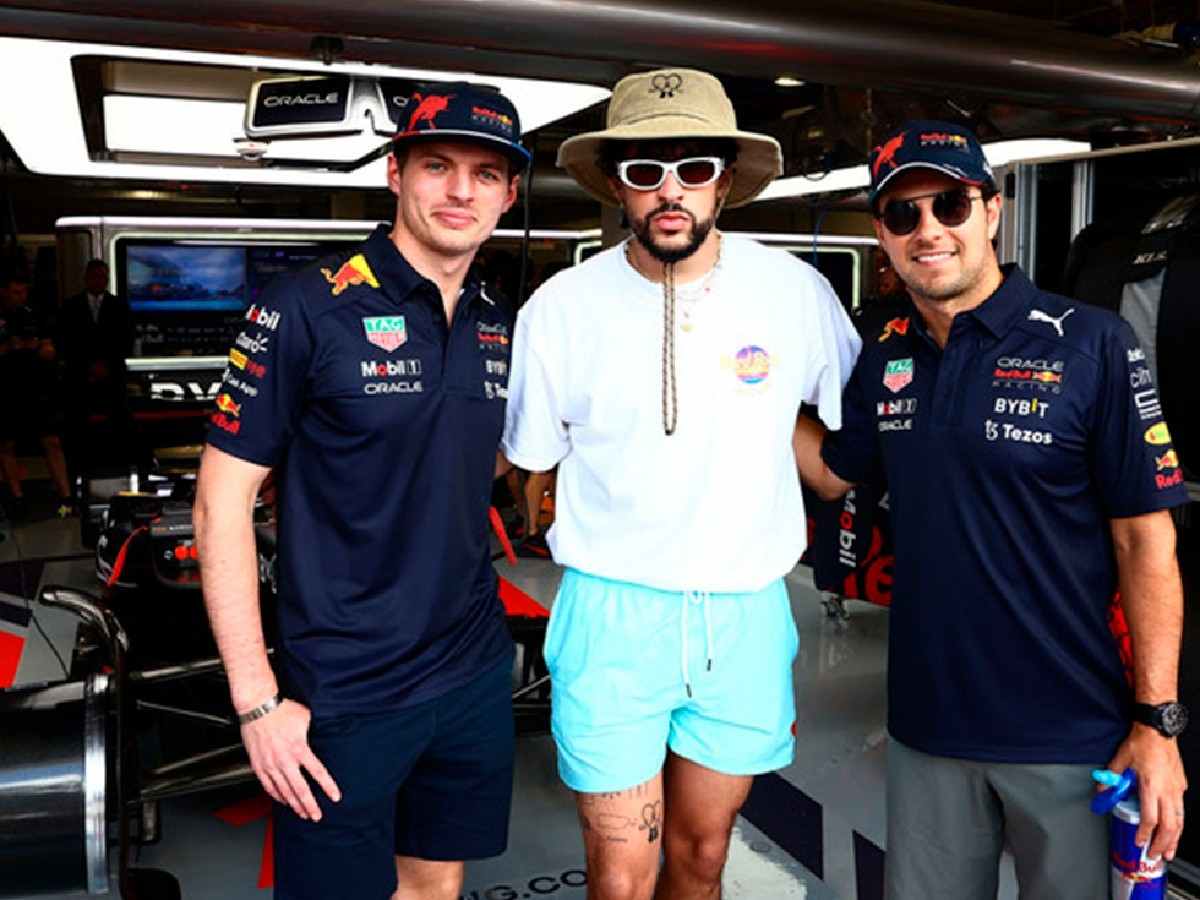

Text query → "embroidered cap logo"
[650,73,683,99]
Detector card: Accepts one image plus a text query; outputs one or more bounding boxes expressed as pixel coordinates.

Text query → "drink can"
[1110,798,1166,899]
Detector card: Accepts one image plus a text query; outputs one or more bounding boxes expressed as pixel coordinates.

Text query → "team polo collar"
[963,264,1034,339]
[360,223,485,308]
[900,264,1033,346]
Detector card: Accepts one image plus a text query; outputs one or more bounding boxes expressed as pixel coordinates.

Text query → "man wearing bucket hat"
[502,69,860,898]
[196,82,527,900]
[793,120,1188,898]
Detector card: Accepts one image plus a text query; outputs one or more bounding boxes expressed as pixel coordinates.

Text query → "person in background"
[0,272,71,519]
[59,259,136,492]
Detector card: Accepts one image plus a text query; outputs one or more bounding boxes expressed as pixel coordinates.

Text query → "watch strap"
[237,694,281,725]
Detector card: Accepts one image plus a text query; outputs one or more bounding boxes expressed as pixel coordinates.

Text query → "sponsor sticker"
[321,254,380,296]
[878,418,913,433]
[211,413,240,435]
[1027,307,1074,337]
[477,322,511,349]
[363,381,422,395]
[883,358,913,393]
[235,331,270,354]
[1145,422,1173,445]
[1128,348,1146,363]
[992,397,1050,419]
[1156,450,1179,472]
[360,359,422,378]
[1129,368,1153,389]
[1157,469,1184,490]
[245,304,282,331]
[215,393,242,417]
[876,398,918,416]
[878,317,909,343]
[992,360,1064,392]
[1134,389,1162,421]
[362,316,408,352]
[985,419,1053,445]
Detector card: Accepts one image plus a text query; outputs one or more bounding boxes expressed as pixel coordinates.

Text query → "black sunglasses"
[877,188,982,236]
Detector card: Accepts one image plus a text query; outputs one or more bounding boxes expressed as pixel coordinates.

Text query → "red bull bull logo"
[321,254,380,297]
[872,133,905,178]
[215,393,242,417]
[878,317,910,343]
[1031,370,1062,384]
[1155,450,1179,471]
[405,93,453,132]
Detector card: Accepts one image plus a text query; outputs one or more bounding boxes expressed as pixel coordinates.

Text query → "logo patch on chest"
[362,316,407,352]
[882,358,913,393]
[734,345,770,384]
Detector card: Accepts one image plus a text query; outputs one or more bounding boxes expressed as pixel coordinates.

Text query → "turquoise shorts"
[544,568,799,793]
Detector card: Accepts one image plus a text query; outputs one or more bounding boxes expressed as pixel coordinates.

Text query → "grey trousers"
[885,738,1109,900]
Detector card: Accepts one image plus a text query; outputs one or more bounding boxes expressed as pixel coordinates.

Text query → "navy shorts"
[274,654,515,900]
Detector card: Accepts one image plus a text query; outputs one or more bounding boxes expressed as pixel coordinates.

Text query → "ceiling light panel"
[0,36,610,186]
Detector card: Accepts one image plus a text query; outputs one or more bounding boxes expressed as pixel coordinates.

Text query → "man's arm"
[1106,509,1187,860]
[195,444,340,820]
[494,450,513,479]
[793,414,854,501]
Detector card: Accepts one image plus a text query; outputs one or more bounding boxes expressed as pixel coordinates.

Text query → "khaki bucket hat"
[557,68,783,209]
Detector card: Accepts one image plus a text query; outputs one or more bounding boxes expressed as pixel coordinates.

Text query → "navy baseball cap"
[868,120,995,205]
[392,82,531,171]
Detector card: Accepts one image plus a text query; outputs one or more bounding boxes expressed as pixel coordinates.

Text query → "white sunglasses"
[615,156,726,191]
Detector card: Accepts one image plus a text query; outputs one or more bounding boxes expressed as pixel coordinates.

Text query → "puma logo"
[1027,307,1074,338]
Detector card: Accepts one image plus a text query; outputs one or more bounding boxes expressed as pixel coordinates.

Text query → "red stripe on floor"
[214,792,271,827]
[215,792,275,888]
[259,816,275,889]
[0,630,25,687]
[499,576,550,619]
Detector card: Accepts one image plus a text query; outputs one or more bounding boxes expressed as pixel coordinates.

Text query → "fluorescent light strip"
[0,36,609,186]
[104,96,392,162]
[756,139,1092,202]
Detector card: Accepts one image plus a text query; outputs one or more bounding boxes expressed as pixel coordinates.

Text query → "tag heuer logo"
[883,358,914,394]
[363,316,407,352]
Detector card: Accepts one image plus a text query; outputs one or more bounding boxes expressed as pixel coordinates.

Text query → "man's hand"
[1106,724,1188,860]
[241,699,342,821]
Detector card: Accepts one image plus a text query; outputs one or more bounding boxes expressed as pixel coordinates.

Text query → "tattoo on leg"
[639,801,662,842]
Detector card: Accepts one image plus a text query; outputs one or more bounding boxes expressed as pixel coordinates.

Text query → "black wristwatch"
[1133,701,1189,738]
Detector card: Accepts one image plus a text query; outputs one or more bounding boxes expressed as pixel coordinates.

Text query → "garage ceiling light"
[756,139,1092,202]
[0,37,610,187]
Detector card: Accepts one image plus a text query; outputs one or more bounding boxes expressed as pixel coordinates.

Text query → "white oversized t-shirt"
[502,235,861,592]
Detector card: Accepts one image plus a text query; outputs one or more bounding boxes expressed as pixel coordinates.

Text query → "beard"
[631,203,717,264]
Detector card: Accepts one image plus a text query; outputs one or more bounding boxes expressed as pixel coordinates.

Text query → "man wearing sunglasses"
[502,69,860,899]
[793,120,1188,899]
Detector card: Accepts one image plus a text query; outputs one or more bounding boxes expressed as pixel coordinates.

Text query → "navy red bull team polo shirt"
[206,225,513,717]
[822,265,1190,764]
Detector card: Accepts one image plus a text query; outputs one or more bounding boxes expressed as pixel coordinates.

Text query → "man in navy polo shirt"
[794,120,1189,898]
[194,83,527,900]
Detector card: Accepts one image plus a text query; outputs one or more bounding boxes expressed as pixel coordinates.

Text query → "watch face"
[1160,703,1189,737]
